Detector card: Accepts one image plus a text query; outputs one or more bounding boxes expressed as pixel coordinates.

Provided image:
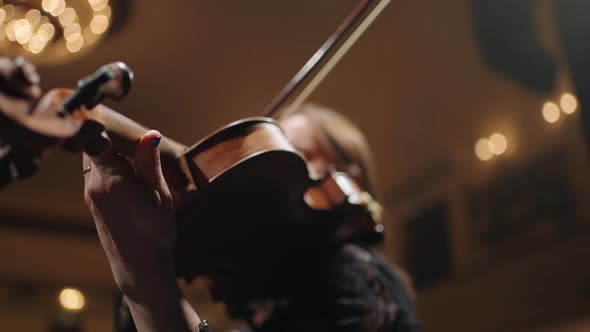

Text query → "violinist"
[78,101,420,330]
[1,37,421,330]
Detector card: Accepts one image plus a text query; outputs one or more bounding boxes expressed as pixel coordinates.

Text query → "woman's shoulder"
[329,244,412,291]
[320,243,421,332]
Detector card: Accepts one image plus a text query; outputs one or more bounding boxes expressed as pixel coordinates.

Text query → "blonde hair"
[281,104,378,196]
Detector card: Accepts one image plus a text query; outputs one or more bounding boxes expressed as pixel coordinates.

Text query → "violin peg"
[101,62,133,101]
[61,62,134,114]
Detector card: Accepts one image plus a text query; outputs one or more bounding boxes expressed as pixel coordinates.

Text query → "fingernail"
[150,136,162,149]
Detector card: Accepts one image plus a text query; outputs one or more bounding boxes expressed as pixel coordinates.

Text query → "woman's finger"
[82,144,135,207]
[133,130,172,208]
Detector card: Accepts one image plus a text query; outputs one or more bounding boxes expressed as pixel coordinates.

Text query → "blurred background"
[1,0,590,331]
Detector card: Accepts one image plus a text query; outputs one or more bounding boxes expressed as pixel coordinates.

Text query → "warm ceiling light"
[560,93,578,114]
[475,138,493,161]
[488,133,507,155]
[3,4,14,20]
[42,0,59,13]
[58,287,86,313]
[14,19,32,44]
[25,9,41,26]
[50,0,66,16]
[0,0,129,64]
[58,7,76,26]
[542,101,560,123]
[90,14,108,34]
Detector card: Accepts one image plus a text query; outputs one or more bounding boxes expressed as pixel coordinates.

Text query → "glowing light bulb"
[14,19,33,45]
[25,9,41,27]
[51,0,66,16]
[58,288,86,312]
[90,0,109,12]
[560,93,578,114]
[2,0,115,59]
[488,133,507,155]
[90,14,108,34]
[42,0,59,13]
[29,34,47,54]
[64,23,81,40]
[37,22,55,42]
[5,20,16,41]
[542,102,560,123]
[66,34,84,52]
[475,138,493,161]
[59,7,77,26]
[98,5,112,18]
[3,5,15,21]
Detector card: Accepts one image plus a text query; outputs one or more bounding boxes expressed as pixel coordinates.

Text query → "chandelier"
[0,0,127,64]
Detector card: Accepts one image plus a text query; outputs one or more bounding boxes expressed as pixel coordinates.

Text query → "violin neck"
[92,105,198,204]
[95,105,186,160]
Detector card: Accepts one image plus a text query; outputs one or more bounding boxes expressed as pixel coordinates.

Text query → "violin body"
[161,117,382,280]
[174,118,312,278]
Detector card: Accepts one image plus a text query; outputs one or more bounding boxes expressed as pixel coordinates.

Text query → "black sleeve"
[321,245,421,332]
[111,246,421,332]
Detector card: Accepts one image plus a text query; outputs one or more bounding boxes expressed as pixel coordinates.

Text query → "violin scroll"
[58,62,134,156]
[0,58,135,187]
[0,57,44,187]
[61,62,133,115]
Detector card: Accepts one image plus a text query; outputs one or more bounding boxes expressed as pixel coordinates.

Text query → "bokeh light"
[58,288,86,312]
[560,93,578,114]
[542,102,560,123]
[488,133,507,155]
[475,138,493,161]
[0,0,115,63]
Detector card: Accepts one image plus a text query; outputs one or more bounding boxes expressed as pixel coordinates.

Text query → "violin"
[0,0,388,280]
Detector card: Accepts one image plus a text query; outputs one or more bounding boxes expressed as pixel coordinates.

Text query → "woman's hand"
[83,130,201,331]
[83,130,176,296]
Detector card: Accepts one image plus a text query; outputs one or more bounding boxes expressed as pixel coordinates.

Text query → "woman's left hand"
[83,130,176,298]
[83,130,202,331]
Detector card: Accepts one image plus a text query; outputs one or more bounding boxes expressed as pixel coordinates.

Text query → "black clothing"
[114,244,420,332]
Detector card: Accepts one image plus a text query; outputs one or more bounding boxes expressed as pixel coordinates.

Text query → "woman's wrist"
[123,278,201,332]
[108,247,177,300]
[119,267,178,302]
